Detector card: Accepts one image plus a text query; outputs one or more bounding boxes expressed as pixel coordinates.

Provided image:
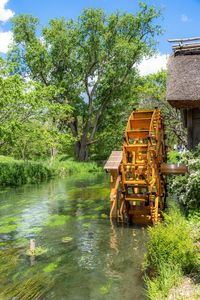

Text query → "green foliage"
[145,263,182,300]
[171,146,200,211]
[133,70,187,148]
[61,236,73,243]
[26,247,48,257]
[144,206,198,299]
[167,150,181,163]
[45,214,71,227]
[43,262,58,273]
[50,155,103,175]
[10,4,162,160]
[146,208,197,272]
[0,156,52,186]
[0,57,72,160]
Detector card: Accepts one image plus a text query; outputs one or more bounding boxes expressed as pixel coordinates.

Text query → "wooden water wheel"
[104,109,187,225]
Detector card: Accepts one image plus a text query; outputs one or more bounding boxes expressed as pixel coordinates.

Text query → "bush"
[170,146,200,212]
[0,157,52,186]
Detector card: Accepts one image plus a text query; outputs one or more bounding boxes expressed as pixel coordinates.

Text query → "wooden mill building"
[167,38,200,149]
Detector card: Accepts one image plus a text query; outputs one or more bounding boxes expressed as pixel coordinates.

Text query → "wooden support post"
[192,108,200,148]
[187,109,193,150]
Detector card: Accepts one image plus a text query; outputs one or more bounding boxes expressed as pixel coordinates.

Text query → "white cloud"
[0,30,13,53]
[181,14,190,23]
[0,1,14,53]
[0,0,14,22]
[138,54,169,76]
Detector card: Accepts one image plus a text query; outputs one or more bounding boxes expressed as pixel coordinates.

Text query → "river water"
[0,173,147,300]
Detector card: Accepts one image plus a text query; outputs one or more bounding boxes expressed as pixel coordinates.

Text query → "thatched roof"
[167,43,200,108]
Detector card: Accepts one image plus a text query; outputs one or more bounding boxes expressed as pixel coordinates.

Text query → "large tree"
[10,3,161,161]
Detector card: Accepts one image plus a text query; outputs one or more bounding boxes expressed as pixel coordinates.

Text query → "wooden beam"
[168,37,200,43]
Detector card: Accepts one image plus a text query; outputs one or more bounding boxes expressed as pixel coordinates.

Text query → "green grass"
[167,150,181,163]
[0,156,52,186]
[144,203,199,300]
[0,155,103,187]
[48,155,103,176]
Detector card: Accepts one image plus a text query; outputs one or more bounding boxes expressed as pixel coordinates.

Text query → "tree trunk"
[75,136,88,161]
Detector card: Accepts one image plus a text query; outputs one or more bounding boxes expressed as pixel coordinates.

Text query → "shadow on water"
[0,173,147,300]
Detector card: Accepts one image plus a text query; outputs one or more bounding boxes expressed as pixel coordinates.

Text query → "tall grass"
[144,205,198,300]
[0,155,103,187]
[0,156,52,186]
[48,155,103,176]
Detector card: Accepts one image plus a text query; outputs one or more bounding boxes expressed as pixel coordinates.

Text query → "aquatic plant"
[43,262,58,273]
[26,246,48,257]
[45,214,71,227]
[62,236,73,243]
[1,273,54,300]
[0,224,18,234]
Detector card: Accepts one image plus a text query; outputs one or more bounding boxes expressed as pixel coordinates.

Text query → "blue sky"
[1,0,200,74]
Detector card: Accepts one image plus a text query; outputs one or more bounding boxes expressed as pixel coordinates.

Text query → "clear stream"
[0,173,147,300]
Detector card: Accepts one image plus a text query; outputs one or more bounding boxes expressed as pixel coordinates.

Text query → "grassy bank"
[144,204,200,299]
[48,155,103,176]
[0,156,52,186]
[0,155,103,187]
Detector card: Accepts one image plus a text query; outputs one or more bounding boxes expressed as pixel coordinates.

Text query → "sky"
[1,0,200,75]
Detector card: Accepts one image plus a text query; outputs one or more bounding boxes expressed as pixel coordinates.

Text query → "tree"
[132,70,187,147]
[0,58,72,159]
[9,3,161,161]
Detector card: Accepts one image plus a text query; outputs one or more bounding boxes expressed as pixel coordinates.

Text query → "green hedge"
[0,160,52,186]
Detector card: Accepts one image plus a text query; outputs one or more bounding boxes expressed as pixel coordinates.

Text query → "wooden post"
[192,108,200,148]
[30,239,36,255]
[187,109,193,150]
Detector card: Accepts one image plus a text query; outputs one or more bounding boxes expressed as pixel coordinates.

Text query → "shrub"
[170,146,200,212]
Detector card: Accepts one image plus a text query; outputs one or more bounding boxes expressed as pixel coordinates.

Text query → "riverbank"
[48,155,103,176]
[144,203,200,300]
[0,155,103,187]
[0,156,52,186]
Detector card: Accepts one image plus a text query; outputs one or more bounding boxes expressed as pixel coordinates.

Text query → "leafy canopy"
[9,3,162,160]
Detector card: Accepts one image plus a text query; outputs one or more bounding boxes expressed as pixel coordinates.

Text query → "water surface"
[0,173,147,300]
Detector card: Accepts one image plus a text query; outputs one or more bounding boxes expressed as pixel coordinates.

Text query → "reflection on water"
[0,173,147,300]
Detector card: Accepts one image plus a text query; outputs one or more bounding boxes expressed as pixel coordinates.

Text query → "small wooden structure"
[167,38,200,149]
[104,109,187,225]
